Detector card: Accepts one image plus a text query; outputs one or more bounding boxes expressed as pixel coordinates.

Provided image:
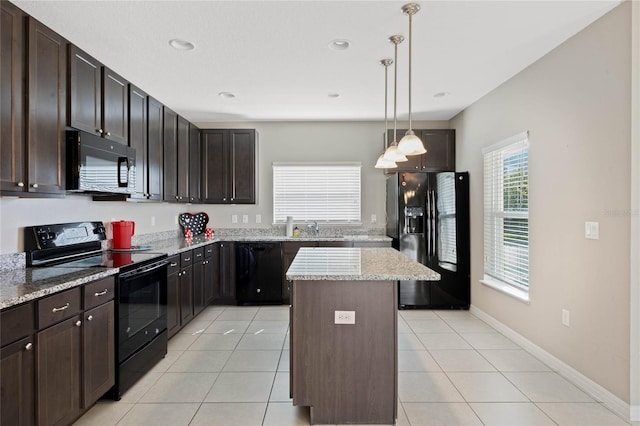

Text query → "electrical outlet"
[151,216,156,227]
[371,214,377,224]
[585,221,599,240]
[334,310,355,325]
[562,309,570,327]
[242,214,249,224]
[255,214,262,224]
[232,215,238,224]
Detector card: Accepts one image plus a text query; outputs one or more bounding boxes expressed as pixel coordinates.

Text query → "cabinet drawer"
[1,302,35,346]
[204,243,215,258]
[193,247,205,263]
[84,277,115,310]
[180,250,193,266]
[167,254,180,275]
[38,287,82,329]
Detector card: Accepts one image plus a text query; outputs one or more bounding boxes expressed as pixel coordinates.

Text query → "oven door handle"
[119,260,168,279]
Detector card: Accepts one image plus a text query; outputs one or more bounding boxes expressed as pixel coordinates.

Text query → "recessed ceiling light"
[169,39,195,51]
[433,91,450,98]
[328,39,351,51]
[218,92,236,99]
[328,93,340,98]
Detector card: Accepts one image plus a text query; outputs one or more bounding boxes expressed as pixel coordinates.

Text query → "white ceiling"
[12,0,620,123]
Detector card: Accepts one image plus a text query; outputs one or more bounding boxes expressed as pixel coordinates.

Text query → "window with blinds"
[483,131,529,291]
[273,162,361,224]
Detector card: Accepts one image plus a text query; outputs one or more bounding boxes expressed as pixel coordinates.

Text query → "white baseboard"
[469,305,632,422]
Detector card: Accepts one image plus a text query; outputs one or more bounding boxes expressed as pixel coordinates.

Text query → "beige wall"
[0,120,447,254]
[451,2,631,402]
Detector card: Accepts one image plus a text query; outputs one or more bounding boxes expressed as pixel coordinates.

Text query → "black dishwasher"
[236,242,283,305]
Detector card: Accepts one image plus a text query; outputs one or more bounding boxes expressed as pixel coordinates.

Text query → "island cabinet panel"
[146,96,164,201]
[1,1,25,194]
[0,302,36,426]
[26,17,67,196]
[291,280,397,425]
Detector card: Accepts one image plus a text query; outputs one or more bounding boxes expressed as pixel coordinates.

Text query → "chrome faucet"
[307,221,320,236]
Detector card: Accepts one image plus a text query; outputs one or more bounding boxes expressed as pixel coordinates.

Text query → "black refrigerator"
[386,172,470,309]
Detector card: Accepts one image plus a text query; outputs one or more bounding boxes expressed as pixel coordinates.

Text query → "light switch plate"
[334,310,355,325]
[585,221,599,240]
[371,214,377,224]
[562,309,570,327]
[151,216,156,227]
[242,215,249,224]
[232,215,238,224]
[255,214,262,224]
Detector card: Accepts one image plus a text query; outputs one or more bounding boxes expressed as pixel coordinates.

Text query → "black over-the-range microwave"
[66,130,136,195]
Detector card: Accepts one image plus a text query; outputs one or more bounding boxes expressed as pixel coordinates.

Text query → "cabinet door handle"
[87,315,93,321]
[196,253,202,257]
[25,342,33,351]
[52,302,69,313]
[31,183,38,189]
[97,128,103,134]
[17,182,24,187]
[94,289,108,297]
[106,131,111,136]
[75,320,82,327]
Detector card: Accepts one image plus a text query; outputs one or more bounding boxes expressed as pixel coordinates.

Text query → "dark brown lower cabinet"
[180,264,194,326]
[37,315,82,426]
[216,242,236,303]
[167,255,181,338]
[204,243,219,305]
[83,301,115,407]
[0,336,35,426]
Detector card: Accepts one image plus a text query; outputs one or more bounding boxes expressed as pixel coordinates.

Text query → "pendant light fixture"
[382,35,408,163]
[375,58,397,169]
[397,3,427,156]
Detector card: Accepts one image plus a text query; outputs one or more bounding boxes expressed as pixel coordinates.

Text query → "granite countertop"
[286,247,441,281]
[0,267,119,310]
[0,232,391,310]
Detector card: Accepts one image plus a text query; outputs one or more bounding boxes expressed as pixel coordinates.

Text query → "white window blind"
[483,131,529,290]
[273,162,361,224]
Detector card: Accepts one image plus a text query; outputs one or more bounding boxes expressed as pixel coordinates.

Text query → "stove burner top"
[49,251,166,269]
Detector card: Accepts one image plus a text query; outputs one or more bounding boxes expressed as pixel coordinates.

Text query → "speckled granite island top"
[286,247,440,281]
[0,267,119,309]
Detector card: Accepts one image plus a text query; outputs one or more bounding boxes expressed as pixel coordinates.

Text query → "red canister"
[112,220,135,249]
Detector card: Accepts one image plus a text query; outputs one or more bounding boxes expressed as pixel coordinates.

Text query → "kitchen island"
[286,247,440,425]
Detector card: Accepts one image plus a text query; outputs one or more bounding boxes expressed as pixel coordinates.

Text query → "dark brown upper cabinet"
[128,84,149,200]
[1,1,26,194]
[188,123,201,204]
[26,17,67,196]
[68,45,128,144]
[177,115,190,202]
[162,107,178,202]
[384,129,455,173]
[146,96,164,201]
[201,129,256,204]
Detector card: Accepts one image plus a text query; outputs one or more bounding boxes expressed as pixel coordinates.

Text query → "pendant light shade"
[397,3,427,156]
[383,35,408,163]
[375,58,397,169]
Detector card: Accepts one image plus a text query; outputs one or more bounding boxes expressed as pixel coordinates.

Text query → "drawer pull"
[184,257,191,262]
[25,343,33,351]
[75,321,82,327]
[94,289,108,297]
[170,262,178,267]
[52,303,70,313]
[196,253,202,257]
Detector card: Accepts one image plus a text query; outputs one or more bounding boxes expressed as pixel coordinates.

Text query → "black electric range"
[24,221,169,400]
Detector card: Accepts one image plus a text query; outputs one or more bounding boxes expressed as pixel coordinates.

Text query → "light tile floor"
[73,305,632,426]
